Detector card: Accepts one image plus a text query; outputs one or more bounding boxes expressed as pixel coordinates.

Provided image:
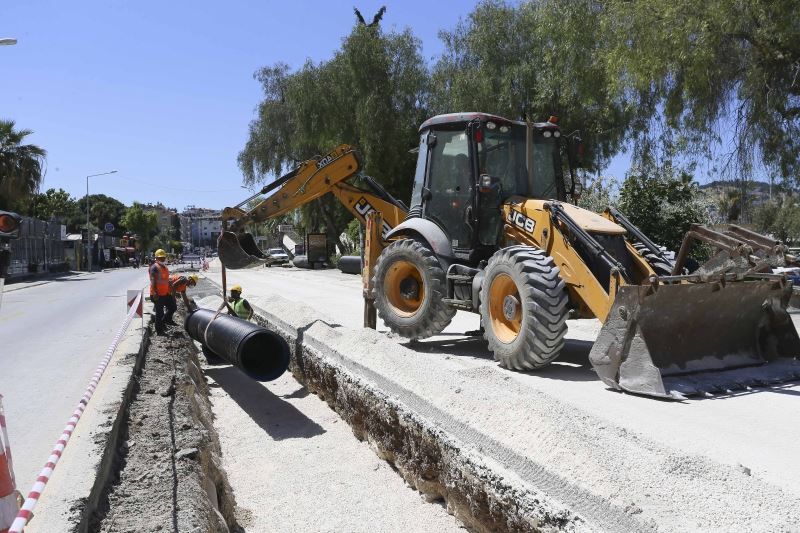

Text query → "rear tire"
[632,242,683,276]
[373,239,456,339]
[480,247,568,370]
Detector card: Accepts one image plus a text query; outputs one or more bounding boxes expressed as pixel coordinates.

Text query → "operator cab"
[409,112,568,263]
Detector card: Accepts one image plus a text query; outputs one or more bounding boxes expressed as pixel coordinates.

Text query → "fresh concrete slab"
[201,261,800,531]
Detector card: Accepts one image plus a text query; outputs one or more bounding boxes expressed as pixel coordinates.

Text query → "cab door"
[420,128,474,250]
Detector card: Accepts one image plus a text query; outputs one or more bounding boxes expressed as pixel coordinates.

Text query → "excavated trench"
[201,274,584,533]
[89,304,241,533]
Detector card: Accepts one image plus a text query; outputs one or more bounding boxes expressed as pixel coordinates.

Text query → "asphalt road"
[0,268,147,489]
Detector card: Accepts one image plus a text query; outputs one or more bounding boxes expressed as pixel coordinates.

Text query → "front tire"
[373,239,456,339]
[480,247,569,370]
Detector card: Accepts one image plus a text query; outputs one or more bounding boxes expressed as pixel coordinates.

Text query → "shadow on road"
[402,335,598,383]
[205,366,326,440]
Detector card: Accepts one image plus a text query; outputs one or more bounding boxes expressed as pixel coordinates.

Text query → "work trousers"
[154,294,177,332]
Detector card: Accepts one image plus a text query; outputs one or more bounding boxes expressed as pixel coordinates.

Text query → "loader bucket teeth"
[217,231,267,269]
[589,279,800,399]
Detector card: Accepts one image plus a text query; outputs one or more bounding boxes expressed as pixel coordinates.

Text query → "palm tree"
[0,119,47,209]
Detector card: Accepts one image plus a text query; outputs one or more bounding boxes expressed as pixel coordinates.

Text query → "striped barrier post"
[0,396,21,533]
[8,290,142,533]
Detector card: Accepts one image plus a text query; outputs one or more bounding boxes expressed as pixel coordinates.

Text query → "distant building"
[180,205,221,250]
[142,202,178,235]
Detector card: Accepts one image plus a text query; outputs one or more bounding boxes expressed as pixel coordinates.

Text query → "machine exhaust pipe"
[184,308,290,381]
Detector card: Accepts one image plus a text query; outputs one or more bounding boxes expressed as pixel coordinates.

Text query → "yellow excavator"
[218,112,800,399]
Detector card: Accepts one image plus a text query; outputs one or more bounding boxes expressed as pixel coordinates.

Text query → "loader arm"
[218,144,408,269]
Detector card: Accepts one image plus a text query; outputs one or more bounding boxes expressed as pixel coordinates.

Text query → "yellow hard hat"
[230,284,243,293]
[154,249,167,258]
[188,274,198,284]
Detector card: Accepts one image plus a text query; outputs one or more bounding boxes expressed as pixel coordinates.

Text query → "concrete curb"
[24,298,151,533]
[2,272,88,293]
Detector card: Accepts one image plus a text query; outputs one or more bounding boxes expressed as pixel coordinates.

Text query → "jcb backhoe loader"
[218,112,800,399]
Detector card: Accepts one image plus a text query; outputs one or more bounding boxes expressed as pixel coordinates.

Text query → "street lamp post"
[86,170,117,272]
[0,38,17,46]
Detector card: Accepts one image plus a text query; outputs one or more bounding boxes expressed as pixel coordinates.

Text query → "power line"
[115,175,242,193]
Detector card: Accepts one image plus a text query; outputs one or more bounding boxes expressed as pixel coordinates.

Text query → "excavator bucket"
[217,231,268,269]
[589,277,800,399]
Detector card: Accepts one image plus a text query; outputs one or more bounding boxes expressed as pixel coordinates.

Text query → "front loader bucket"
[589,278,800,399]
[217,231,267,269]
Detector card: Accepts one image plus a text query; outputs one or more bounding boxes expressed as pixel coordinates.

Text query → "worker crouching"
[170,273,198,311]
[228,284,253,321]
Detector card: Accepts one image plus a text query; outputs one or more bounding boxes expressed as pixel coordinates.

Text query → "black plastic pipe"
[337,255,362,274]
[184,308,290,381]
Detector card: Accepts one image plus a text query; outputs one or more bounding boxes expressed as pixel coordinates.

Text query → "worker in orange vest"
[170,273,198,310]
[149,249,176,335]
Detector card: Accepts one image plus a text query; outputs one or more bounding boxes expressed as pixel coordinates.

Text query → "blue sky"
[1,1,631,211]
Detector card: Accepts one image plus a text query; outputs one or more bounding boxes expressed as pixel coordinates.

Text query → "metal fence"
[6,217,67,276]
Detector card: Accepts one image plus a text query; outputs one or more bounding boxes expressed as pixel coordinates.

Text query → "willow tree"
[238,9,428,249]
[603,0,800,182]
[431,0,632,173]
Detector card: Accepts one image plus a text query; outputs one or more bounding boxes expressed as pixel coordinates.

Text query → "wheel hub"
[399,277,420,300]
[503,294,520,320]
[383,259,425,317]
[487,273,522,344]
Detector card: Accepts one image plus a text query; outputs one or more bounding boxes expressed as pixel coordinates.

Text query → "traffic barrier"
[8,290,143,533]
[0,396,20,533]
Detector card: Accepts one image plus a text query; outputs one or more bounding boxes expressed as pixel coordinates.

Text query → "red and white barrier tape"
[8,290,143,533]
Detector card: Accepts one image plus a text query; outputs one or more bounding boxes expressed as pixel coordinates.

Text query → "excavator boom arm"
[218,144,407,269]
[223,144,363,230]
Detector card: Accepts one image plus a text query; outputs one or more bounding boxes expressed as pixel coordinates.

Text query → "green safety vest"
[232,298,250,319]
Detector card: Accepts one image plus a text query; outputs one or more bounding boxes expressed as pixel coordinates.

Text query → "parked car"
[267,247,289,264]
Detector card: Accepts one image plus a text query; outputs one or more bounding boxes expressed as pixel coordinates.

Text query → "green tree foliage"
[77,194,127,236]
[577,176,619,214]
[753,194,800,244]
[37,188,79,222]
[432,0,631,173]
[121,203,159,255]
[712,188,743,223]
[238,9,428,245]
[14,187,80,225]
[604,0,800,180]
[618,162,711,252]
[0,119,47,209]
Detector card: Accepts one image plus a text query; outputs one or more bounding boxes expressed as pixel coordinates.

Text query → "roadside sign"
[306,233,327,263]
[127,289,143,317]
[104,222,115,233]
